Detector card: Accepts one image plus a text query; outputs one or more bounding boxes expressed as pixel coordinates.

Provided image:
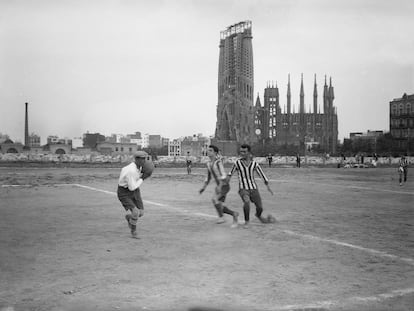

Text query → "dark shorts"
[238,188,262,208]
[117,185,143,211]
[214,183,230,202]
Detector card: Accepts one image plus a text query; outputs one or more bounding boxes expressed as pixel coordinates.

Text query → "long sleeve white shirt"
[118,162,143,191]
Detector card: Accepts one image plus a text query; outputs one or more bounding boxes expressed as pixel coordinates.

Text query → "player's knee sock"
[130,207,139,225]
[214,203,224,217]
[255,206,263,218]
[243,202,250,222]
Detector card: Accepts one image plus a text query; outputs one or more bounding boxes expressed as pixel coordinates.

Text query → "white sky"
[1,0,413,144]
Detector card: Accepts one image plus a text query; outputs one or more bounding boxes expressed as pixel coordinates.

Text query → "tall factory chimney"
[24,102,29,147]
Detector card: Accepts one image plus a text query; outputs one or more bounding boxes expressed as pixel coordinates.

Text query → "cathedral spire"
[255,92,261,107]
[329,76,335,100]
[300,73,304,97]
[323,74,328,114]
[300,73,305,114]
[287,74,291,115]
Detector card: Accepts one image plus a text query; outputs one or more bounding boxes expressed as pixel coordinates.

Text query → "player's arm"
[217,160,227,182]
[256,163,274,195]
[227,162,237,181]
[217,160,231,192]
[199,169,211,194]
[255,163,269,185]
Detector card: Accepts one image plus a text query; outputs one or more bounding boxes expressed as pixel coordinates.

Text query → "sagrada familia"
[215,21,338,154]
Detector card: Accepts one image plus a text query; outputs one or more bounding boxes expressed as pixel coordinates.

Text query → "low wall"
[0,153,411,167]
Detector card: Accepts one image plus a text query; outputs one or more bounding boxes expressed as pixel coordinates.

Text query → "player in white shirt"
[117,151,148,238]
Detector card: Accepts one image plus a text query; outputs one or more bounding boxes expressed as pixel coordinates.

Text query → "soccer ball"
[267,214,276,223]
[142,159,155,180]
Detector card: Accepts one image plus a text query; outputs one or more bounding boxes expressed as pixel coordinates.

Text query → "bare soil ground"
[0,166,413,311]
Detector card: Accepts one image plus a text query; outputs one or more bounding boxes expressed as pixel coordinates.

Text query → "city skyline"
[1,0,413,144]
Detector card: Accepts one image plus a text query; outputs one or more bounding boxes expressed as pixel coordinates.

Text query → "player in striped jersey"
[398,155,409,186]
[228,144,275,228]
[199,145,239,228]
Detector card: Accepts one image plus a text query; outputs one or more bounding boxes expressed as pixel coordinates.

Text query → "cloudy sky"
[1,0,413,144]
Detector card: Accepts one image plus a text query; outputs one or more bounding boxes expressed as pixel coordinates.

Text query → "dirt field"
[0,166,413,311]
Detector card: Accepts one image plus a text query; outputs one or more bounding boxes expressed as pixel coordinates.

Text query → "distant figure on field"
[267,153,273,168]
[398,156,409,186]
[296,154,301,168]
[199,145,239,228]
[117,151,148,238]
[186,151,192,174]
[228,144,275,229]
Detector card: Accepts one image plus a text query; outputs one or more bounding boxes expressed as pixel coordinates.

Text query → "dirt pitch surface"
[0,166,413,311]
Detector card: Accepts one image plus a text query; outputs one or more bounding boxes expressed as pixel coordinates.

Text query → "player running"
[228,144,275,229]
[199,145,239,228]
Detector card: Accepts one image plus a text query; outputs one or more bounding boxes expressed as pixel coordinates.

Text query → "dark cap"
[134,151,148,159]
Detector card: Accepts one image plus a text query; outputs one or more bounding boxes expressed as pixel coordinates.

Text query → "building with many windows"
[181,135,210,157]
[168,139,181,157]
[390,93,414,150]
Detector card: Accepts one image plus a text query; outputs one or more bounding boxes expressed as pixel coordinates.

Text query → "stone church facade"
[255,75,338,154]
[214,21,338,154]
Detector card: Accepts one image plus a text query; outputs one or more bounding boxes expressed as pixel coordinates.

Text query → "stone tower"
[215,21,256,144]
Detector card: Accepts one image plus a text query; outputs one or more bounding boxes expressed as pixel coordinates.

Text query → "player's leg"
[212,186,225,223]
[129,188,144,237]
[250,189,267,223]
[117,186,138,236]
[404,168,408,182]
[220,194,239,227]
[239,189,251,228]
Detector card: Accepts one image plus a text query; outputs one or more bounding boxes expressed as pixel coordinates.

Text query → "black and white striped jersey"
[229,159,269,190]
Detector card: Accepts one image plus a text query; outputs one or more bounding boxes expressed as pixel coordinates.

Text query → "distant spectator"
[267,153,273,168]
[185,151,192,174]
